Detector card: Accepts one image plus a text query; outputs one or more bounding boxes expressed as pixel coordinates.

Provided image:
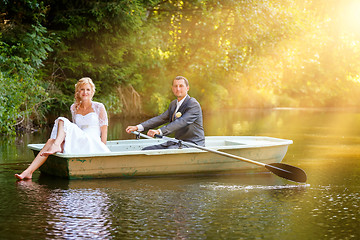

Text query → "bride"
[15,77,110,180]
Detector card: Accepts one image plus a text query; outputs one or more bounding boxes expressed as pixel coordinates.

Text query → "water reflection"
[5,170,360,239]
[15,179,113,239]
[48,189,112,239]
[206,183,309,192]
[2,109,360,239]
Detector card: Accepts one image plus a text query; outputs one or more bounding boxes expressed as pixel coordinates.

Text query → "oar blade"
[265,163,307,183]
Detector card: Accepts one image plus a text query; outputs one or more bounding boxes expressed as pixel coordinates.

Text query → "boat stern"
[28,144,70,178]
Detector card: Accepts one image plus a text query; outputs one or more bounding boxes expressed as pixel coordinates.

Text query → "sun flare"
[342,1,360,32]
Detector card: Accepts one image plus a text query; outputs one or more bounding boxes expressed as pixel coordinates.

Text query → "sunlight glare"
[342,1,360,32]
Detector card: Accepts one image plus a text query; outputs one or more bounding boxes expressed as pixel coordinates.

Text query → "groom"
[126,76,205,150]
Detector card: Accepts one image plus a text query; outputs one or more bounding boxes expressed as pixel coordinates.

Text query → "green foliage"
[0,23,54,74]
[44,0,148,98]
[148,92,171,115]
[0,72,50,134]
[138,0,312,108]
[0,1,55,134]
[99,93,123,116]
[2,0,360,134]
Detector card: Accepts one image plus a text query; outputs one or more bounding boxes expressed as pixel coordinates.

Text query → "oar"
[132,131,307,183]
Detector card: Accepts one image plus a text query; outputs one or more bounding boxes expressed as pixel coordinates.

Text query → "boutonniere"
[175,112,182,118]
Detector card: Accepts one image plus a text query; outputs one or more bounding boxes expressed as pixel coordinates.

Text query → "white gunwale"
[27,136,293,179]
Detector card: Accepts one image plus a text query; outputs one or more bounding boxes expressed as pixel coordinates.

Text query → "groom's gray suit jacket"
[141,95,205,146]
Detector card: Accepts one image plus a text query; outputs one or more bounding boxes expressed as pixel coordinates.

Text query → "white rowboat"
[27,136,293,179]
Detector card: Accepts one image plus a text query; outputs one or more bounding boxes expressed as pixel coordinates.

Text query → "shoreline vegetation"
[15,106,360,134]
[2,0,360,134]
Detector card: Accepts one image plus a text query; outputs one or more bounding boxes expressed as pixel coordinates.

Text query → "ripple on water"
[203,183,310,191]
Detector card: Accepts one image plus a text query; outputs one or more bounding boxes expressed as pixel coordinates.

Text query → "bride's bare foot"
[15,172,32,180]
[41,143,62,156]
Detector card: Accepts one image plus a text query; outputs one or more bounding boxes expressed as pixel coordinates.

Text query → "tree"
[2,0,360,134]
[0,0,55,133]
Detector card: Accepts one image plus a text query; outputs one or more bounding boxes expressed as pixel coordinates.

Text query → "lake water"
[1,109,359,239]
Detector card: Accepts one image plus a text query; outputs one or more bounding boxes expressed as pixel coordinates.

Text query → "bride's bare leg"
[15,120,66,180]
[15,139,55,180]
[41,120,66,157]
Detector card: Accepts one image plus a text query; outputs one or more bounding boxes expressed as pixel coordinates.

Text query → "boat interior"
[105,136,290,152]
[28,136,292,155]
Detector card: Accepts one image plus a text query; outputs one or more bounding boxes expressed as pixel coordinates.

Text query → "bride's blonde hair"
[74,77,95,110]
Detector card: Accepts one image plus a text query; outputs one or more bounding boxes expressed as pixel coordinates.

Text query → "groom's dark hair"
[173,76,189,86]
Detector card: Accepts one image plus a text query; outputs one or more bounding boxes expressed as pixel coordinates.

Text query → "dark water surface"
[1,109,359,239]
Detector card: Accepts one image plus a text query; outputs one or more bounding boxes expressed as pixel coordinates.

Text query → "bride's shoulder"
[92,101,104,107]
[70,103,76,111]
[92,101,106,111]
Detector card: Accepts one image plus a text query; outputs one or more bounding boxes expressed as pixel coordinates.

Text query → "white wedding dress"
[50,101,111,154]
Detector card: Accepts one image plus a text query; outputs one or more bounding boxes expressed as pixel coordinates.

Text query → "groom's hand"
[147,129,160,138]
[126,126,138,133]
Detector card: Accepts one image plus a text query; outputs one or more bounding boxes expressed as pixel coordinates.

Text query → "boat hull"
[28,136,292,179]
